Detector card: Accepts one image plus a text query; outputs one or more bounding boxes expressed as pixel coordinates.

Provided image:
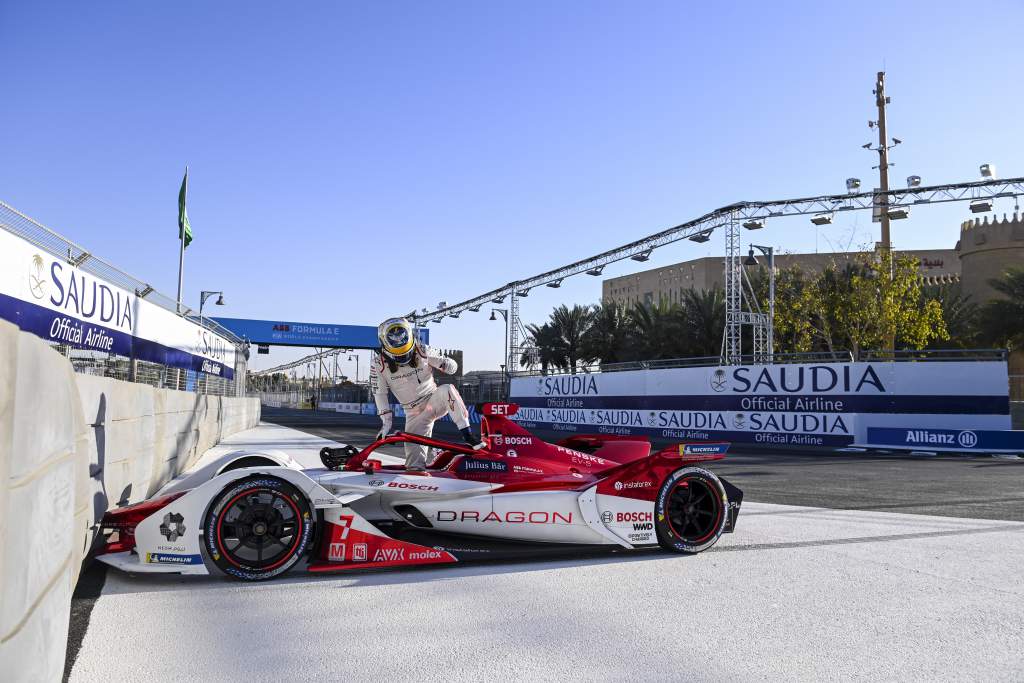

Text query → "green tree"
[627,300,684,360]
[829,251,947,356]
[521,322,563,374]
[582,301,632,365]
[922,282,978,349]
[679,288,725,357]
[976,268,1024,350]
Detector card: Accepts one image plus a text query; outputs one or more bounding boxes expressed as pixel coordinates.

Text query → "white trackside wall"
[509,361,1011,448]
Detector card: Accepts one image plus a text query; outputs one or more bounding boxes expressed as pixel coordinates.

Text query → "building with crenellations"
[956,212,1024,304]
[602,249,959,308]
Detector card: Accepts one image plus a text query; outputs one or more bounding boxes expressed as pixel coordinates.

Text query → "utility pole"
[874,72,892,256]
[872,71,896,353]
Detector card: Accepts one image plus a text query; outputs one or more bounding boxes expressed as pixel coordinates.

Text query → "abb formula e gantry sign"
[212,317,428,349]
[509,362,1011,448]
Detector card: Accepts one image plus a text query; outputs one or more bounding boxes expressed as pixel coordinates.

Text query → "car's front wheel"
[204,475,313,581]
[655,467,728,553]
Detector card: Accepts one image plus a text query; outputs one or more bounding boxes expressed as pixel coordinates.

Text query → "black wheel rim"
[666,478,722,545]
[215,488,303,571]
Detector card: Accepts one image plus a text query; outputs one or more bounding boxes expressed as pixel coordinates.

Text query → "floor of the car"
[372,521,624,562]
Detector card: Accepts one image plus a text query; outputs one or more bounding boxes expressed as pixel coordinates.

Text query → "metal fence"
[512,348,1007,377]
[1,200,245,396]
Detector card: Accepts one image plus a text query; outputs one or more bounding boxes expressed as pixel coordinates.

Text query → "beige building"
[956,212,1024,303]
[603,249,959,307]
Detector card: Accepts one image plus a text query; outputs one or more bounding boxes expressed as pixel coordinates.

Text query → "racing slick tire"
[655,466,728,554]
[204,475,314,581]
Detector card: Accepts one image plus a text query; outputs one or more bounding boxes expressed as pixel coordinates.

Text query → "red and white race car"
[96,403,743,581]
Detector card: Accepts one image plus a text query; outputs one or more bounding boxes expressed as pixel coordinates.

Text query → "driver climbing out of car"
[370,317,482,471]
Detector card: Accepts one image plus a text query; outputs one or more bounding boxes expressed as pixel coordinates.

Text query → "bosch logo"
[957,431,978,448]
[615,512,653,523]
[387,482,439,491]
[601,511,613,523]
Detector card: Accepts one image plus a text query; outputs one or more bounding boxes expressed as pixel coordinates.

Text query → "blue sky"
[2,1,1022,374]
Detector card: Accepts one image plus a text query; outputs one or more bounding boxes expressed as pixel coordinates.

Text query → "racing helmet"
[378,317,417,365]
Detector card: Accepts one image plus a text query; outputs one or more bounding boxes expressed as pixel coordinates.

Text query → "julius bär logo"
[710,368,728,392]
[29,254,47,300]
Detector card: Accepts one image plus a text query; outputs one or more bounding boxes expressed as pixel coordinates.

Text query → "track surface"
[66,413,1024,681]
[261,406,1024,522]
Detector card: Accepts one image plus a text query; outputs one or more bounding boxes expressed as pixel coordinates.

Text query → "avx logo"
[373,548,404,562]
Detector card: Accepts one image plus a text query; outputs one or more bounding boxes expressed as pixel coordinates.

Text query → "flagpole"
[176,166,187,313]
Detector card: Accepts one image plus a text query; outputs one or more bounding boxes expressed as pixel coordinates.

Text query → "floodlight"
[810,213,833,226]
[906,175,921,188]
[546,279,563,288]
[586,265,605,276]
[980,163,996,179]
[887,207,910,220]
[631,249,653,262]
[743,248,759,267]
[846,178,862,194]
[742,220,764,230]
[688,231,711,243]
[970,199,993,213]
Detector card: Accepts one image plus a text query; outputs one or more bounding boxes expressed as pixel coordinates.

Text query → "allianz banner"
[0,230,236,378]
[509,362,1010,447]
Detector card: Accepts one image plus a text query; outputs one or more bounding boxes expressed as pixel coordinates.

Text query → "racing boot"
[460,427,486,450]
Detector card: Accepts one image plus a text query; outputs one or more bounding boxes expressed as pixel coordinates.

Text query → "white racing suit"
[370,347,471,470]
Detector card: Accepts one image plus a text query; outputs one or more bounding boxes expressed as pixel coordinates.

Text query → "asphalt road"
[66,422,1024,682]
[262,406,1024,522]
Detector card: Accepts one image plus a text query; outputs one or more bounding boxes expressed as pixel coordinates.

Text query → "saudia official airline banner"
[0,230,236,378]
[509,361,1010,447]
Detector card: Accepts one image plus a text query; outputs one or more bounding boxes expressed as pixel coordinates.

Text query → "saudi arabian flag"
[178,168,193,248]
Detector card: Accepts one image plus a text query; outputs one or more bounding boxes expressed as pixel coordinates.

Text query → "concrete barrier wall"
[0,321,260,681]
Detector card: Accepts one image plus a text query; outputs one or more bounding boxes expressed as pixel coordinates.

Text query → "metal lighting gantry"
[412,177,1024,369]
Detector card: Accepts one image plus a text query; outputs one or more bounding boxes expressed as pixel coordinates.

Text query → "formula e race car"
[96,403,743,581]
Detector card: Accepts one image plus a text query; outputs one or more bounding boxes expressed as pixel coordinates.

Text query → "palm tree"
[628,300,684,360]
[976,268,1024,350]
[521,323,564,374]
[548,304,595,372]
[679,288,725,357]
[582,301,631,366]
[922,282,977,349]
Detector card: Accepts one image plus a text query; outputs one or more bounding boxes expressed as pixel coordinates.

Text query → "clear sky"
[3,1,1022,375]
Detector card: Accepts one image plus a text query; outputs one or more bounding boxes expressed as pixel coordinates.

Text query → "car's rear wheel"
[655,467,728,553]
[204,475,313,581]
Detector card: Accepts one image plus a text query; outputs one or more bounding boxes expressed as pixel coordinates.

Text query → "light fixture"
[688,231,711,243]
[437,301,447,309]
[631,249,653,262]
[586,265,605,276]
[892,137,902,145]
[491,295,506,304]
[862,142,872,149]
[449,312,460,319]
[516,289,530,297]
[468,304,481,312]
[546,279,562,288]
[887,207,910,220]
[488,310,496,321]
[970,199,993,213]
[980,163,996,179]
[810,213,833,226]
[907,175,921,188]
[743,248,759,267]
[846,177,862,194]
[742,220,764,230]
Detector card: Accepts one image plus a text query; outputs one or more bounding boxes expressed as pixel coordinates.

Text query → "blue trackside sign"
[866,427,1024,453]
